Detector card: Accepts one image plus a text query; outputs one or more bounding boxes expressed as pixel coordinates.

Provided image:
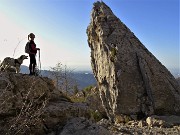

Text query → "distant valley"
[20,65,96,90]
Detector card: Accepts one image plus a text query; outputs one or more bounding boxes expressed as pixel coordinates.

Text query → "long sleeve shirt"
[29,40,37,54]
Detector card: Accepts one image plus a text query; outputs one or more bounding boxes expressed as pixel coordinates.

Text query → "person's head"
[28,33,35,41]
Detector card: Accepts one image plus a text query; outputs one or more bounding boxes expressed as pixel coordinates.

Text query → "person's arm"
[31,44,40,51]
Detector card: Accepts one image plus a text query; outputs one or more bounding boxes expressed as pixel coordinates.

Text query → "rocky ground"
[110,124,180,135]
[68,87,180,135]
[0,72,180,135]
[48,116,180,135]
[98,118,180,135]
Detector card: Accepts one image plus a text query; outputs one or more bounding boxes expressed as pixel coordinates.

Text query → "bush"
[83,85,93,96]
[90,110,103,122]
[70,96,85,103]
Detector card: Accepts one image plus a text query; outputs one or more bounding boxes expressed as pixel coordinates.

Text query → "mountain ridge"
[20,65,96,90]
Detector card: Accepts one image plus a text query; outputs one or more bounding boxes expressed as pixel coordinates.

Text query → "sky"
[0,0,179,73]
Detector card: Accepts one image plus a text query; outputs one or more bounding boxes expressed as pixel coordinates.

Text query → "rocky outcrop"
[87,1,180,120]
[0,72,53,116]
[0,72,91,135]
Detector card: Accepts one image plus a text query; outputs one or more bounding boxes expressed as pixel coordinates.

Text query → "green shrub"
[90,110,103,122]
[110,47,117,62]
[83,85,94,97]
[70,96,85,103]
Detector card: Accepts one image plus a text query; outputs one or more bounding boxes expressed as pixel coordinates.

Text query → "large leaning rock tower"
[87,1,180,120]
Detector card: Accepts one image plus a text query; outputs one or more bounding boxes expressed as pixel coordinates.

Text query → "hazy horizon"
[20,64,180,78]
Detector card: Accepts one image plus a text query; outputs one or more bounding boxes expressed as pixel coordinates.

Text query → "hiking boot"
[29,71,34,76]
[29,73,33,76]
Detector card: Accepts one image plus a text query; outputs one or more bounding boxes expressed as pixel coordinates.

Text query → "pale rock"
[146,115,180,128]
[97,118,112,128]
[138,120,147,127]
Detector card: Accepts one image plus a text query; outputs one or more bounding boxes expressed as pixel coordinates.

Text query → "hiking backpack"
[25,41,30,54]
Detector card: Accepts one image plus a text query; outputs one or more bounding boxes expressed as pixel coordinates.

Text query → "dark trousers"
[29,54,36,73]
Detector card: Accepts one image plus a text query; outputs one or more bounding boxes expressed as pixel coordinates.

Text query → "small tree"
[49,62,63,89]
[83,85,93,97]
[73,84,79,95]
[49,62,77,96]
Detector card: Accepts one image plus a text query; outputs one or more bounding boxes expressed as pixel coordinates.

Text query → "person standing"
[27,33,40,75]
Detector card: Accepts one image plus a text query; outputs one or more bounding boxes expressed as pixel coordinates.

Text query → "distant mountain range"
[20,65,97,90]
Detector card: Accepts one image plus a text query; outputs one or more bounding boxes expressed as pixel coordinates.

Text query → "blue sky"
[0,0,179,73]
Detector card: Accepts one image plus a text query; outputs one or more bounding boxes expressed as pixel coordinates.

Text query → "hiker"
[27,33,40,75]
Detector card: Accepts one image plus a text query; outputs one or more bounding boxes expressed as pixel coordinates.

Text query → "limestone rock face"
[87,2,180,120]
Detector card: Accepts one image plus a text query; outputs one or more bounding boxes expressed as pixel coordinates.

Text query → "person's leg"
[29,54,33,75]
[32,55,37,75]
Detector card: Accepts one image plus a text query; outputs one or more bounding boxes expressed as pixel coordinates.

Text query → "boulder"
[43,102,91,133]
[59,117,111,135]
[87,1,180,121]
